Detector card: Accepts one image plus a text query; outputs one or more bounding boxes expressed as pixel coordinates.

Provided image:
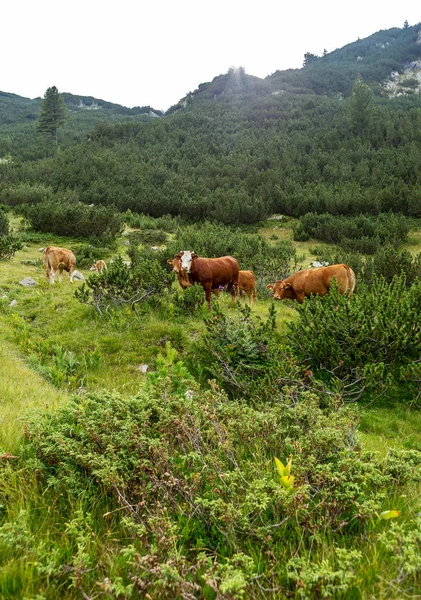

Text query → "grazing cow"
[238,270,257,303]
[43,246,76,284]
[90,259,107,273]
[267,263,355,304]
[173,251,239,308]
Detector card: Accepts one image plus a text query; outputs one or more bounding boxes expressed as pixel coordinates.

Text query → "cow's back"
[295,264,351,296]
[191,256,239,287]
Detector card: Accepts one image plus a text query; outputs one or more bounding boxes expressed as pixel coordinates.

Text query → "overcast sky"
[2,1,420,112]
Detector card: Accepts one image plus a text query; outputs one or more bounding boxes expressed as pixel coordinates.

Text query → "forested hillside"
[1,23,421,224]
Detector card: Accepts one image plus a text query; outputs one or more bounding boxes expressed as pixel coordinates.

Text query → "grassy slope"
[1,222,421,599]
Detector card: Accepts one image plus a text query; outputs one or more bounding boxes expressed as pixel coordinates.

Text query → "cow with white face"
[179,250,195,273]
[173,251,239,308]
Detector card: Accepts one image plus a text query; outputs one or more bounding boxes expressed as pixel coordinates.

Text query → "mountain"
[167,23,421,113]
[1,23,421,224]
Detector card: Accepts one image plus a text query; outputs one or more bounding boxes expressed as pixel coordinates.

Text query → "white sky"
[2,1,420,112]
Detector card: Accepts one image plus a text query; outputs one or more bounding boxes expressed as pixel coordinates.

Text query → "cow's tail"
[348,267,356,297]
[42,247,52,278]
[343,264,356,297]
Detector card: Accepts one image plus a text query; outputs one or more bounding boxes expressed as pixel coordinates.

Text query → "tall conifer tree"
[37,86,67,144]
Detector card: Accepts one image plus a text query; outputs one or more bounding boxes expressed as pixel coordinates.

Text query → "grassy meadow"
[0,216,421,600]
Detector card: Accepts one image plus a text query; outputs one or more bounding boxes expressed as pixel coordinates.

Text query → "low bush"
[0,235,23,260]
[75,255,173,316]
[18,347,421,599]
[0,210,9,236]
[294,212,409,253]
[21,200,123,239]
[287,275,421,402]
[1,183,56,207]
[127,229,167,246]
[189,302,286,400]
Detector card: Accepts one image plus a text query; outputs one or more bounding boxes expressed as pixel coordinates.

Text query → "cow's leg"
[230,278,238,302]
[69,268,75,283]
[49,269,56,284]
[58,268,63,283]
[204,282,212,308]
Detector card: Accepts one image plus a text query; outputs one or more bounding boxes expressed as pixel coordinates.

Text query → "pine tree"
[349,74,374,136]
[37,86,67,144]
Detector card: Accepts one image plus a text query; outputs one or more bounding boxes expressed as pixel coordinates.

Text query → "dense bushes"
[287,276,421,402]
[75,254,173,316]
[190,303,283,400]
[294,212,409,252]
[20,351,421,599]
[0,210,22,259]
[21,200,123,238]
[0,236,23,260]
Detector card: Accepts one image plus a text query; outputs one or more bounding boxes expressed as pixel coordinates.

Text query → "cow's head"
[179,250,198,273]
[267,281,291,300]
[90,263,98,272]
[168,254,182,272]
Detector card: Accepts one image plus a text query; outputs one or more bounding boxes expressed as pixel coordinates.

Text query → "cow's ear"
[284,283,292,289]
[167,259,173,264]
[192,253,198,260]
[174,253,181,259]
[266,284,274,290]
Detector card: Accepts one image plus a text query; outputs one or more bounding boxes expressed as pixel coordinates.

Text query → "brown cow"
[43,246,76,284]
[90,259,107,273]
[169,257,255,304]
[238,270,257,303]
[168,256,222,296]
[175,251,239,308]
[267,264,355,304]
[168,256,192,290]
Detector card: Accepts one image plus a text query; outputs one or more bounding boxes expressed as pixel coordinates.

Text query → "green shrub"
[0,210,9,236]
[20,353,421,598]
[0,236,23,260]
[127,229,167,245]
[75,255,173,316]
[171,282,207,313]
[2,183,55,207]
[74,244,111,269]
[287,276,421,401]
[22,200,122,238]
[294,212,409,253]
[189,302,285,400]
[122,211,179,232]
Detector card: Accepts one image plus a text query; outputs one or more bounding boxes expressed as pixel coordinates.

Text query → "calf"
[238,270,257,303]
[90,259,107,273]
